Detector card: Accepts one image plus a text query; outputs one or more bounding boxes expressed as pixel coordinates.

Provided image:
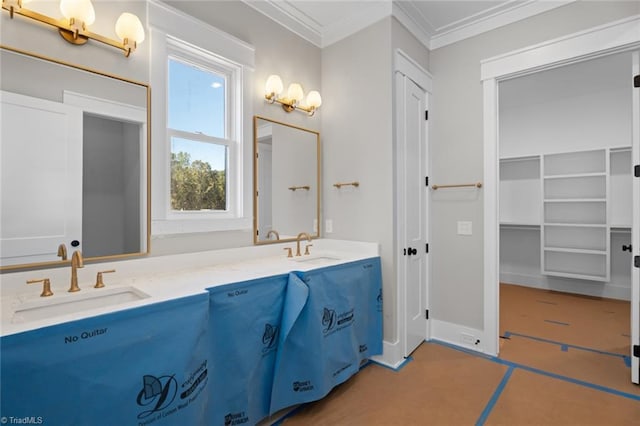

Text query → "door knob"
[407,247,417,256]
[622,244,632,252]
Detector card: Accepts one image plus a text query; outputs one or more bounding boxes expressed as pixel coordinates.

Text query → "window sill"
[152,217,252,235]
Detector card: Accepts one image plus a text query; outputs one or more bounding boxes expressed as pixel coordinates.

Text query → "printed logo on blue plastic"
[322,306,354,336]
[224,411,249,425]
[137,374,178,419]
[292,380,314,392]
[262,323,279,350]
[322,308,336,333]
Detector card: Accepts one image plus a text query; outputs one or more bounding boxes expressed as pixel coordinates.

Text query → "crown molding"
[242,0,576,51]
[429,0,575,50]
[243,0,323,47]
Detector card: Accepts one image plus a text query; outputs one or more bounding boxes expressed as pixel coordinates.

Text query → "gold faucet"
[295,232,312,256]
[69,250,84,292]
[57,243,67,260]
[266,229,280,241]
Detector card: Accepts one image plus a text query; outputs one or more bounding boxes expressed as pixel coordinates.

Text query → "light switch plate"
[457,221,472,235]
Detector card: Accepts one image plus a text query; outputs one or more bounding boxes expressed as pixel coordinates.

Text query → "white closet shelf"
[611,226,632,233]
[543,247,607,255]
[543,223,607,228]
[543,198,606,203]
[500,223,541,231]
[543,172,606,179]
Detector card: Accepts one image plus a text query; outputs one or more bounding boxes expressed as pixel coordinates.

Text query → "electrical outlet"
[325,219,333,233]
[457,221,472,235]
[461,333,475,345]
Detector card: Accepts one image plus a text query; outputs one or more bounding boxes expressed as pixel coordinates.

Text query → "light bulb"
[60,0,95,26]
[306,91,322,108]
[287,83,304,103]
[265,75,283,96]
[115,12,145,44]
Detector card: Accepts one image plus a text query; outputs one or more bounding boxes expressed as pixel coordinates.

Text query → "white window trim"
[149,0,255,235]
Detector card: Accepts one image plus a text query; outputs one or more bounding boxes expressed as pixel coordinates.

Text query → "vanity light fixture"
[2,0,145,57]
[264,74,322,116]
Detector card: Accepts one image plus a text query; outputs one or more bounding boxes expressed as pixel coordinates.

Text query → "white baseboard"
[431,319,494,356]
[370,339,406,369]
[500,272,630,301]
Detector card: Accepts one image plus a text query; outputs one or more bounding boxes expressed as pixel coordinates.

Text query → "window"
[149,3,254,235]
[161,36,247,227]
[168,56,229,212]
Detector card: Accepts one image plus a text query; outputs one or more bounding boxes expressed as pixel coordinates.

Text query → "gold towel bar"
[432,182,482,190]
[334,181,360,189]
[288,185,310,191]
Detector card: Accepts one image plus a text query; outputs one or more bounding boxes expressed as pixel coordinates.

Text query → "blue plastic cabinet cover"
[1,293,210,426]
[207,274,288,425]
[270,257,383,413]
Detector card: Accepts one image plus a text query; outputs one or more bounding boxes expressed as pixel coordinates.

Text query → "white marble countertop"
[0,239,379,337]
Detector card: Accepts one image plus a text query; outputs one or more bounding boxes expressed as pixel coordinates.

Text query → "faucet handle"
[95,269,116,288]
[283,247,293,258]
[27,278,53,297]
[304,244,313,255]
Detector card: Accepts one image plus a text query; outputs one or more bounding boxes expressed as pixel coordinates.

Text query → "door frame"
[632,51,640,384]
[481,15,640,359]
[394,49,433,358]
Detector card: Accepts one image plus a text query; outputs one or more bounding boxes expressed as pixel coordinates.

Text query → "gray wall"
[429,0,640,330]
[322,17,395,338]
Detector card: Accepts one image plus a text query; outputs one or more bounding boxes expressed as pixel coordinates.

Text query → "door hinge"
[425,243,429,253]
[634,345,640,358]
[425,110,429,120]
[635,255,640,268]
[425,309,429,320]
[635,74,640,88]
[425,176,429,186]
[635,164,640,178]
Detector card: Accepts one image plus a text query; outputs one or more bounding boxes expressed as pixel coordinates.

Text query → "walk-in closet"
[499,51,634,300]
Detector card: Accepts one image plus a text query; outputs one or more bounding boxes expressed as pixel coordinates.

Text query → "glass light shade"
[287,83,304,102]
[306,91,322,108]
[115,12,145,44]
[265,75,283,96]
[60,0,95,25]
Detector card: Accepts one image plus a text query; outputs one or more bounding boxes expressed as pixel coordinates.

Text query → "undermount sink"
[11,286,150,324]
[289,255,342,265]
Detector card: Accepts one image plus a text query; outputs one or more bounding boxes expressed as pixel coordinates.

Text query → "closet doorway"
[489,43,640,384]
[498,51,638,384]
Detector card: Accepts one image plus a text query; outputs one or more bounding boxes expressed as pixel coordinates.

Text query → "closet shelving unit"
[541,149,609,281]
[499,147,632,283]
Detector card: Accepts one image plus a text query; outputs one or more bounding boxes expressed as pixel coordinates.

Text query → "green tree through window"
[171,151,226,211]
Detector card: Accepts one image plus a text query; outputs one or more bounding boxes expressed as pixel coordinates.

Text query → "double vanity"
[0,239,382,425]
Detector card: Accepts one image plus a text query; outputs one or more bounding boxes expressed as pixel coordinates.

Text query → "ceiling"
[243,0,574,49]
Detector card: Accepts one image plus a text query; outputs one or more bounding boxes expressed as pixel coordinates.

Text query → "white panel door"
[398,73,428,357]
[631,52,640,384]
[1,91,82,266]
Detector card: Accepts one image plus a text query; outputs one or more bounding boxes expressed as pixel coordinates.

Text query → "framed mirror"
[0,46,150,270]
[253,116,320,244]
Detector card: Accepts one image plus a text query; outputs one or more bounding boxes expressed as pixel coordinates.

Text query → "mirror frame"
[0,45,151,272]
[253,115,321,245]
